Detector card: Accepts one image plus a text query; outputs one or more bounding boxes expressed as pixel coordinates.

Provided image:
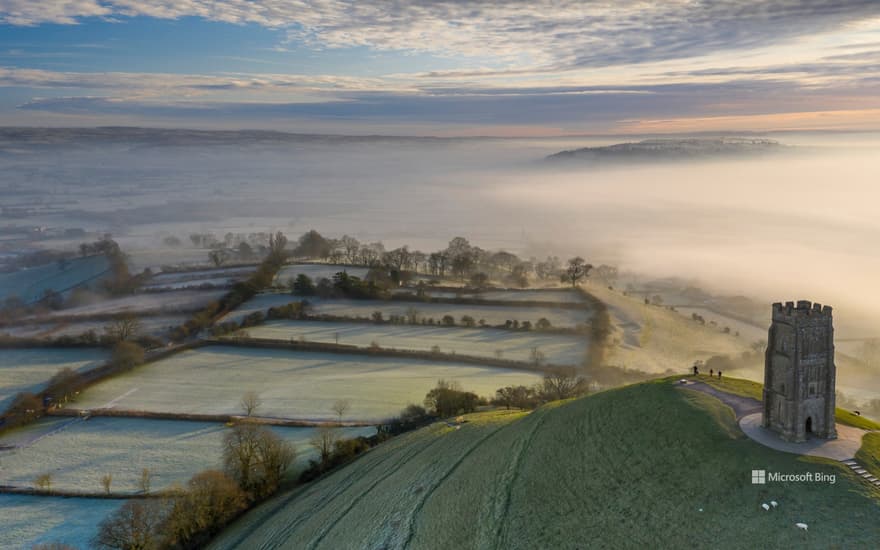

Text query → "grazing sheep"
[770,501,778,508]
[761,503,770,511]
[795,523,808,531]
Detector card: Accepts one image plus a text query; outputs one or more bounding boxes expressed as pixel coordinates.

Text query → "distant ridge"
[546,137,784,162]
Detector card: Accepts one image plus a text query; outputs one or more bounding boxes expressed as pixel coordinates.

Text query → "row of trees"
[287,230,605,288]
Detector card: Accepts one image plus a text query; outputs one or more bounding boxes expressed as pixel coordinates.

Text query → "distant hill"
[209,379,880,549]
[546,137,784,163]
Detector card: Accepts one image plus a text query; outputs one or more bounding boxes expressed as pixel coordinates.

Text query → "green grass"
[856,432,880,480]
[210,379,880,549]
[696,374,880,431]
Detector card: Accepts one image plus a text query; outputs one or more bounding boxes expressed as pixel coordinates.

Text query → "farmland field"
[0,493,119,549]
[307,298,592,328]
[0,254,110,304]
[7,314,189,340]
[246,320,588,366]
[0,348,109,410]
[0,417,375,492]
[36,289,227,317]
[144,265,254,290]
[394,288,586,303]
[275,264,369,284]
[210,380,880,549]
[71,346,543,422]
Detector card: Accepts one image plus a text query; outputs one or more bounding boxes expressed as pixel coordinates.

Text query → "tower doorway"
[805,417,813,435]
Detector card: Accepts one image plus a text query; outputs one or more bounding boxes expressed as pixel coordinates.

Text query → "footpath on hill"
[679,379,869,463]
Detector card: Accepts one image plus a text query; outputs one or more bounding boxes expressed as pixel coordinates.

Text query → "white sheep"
[770,501,778,508]
[761,503,770,511]
[795,523,808,531]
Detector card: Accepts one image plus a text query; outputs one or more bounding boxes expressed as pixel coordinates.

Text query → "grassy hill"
[210,379,880,549]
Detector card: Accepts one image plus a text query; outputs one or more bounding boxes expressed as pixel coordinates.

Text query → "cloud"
[2,1,878,71]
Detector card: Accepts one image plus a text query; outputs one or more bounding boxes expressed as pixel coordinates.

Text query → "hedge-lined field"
[71,346,542,422]
[246,320,588,366]
[0,348,109,410]
[0,416,375,493]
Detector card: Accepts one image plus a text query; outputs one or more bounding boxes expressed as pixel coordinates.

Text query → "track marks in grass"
[305,430,451,550]
[493,409,550,550]
[400,420,513,549]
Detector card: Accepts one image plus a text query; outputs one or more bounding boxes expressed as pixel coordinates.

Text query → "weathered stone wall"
[762,300,836,442]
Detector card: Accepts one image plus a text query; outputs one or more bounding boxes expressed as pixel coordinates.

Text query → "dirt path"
[677,380,761,419]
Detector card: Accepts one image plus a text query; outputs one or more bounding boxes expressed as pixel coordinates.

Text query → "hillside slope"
[210,380,880,549]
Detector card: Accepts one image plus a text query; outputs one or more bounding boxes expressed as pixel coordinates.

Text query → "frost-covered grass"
[210,381,880,550]
[307,298,591,328]
[42,289,227,317]
[144,266,254,290]
[0,255,110,303]
[0,417,375,492]
[584,281,750,374]
[11,315,189,340]
[0,348,109,410]
[395,287,586,303]
[0,493,119,550]
[72,346,542,422]
[276,264,368,284]
[246,320,588,366]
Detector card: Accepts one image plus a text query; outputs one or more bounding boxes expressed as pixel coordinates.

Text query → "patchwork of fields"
[0,348,109,410]
[0,417,375,492]
[246,320,588,366]
[71,346,544,422]
[1,273,598,546]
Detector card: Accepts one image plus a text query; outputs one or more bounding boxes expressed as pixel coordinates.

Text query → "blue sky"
[2,1,880,135]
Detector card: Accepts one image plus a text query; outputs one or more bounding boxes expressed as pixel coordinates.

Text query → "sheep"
[795,523,808,531]
[761,503,770,511]
[770,501,778,508]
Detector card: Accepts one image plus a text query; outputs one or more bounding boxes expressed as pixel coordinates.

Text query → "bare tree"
[164,470,247,548]
[106,315,141,342]
[102,473,113,495]
[223,421,295,498]
[561,257,592,287]
[331,399,350,424]
[240,391,262,417]
[542,368,588,400]
[93,499,168,550]
[139,468,154,495]
[309,425,340,464]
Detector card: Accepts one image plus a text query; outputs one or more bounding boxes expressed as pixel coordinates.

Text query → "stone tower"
[762,300,837,442]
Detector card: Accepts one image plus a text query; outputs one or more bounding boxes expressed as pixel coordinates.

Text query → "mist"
[2,128,879,338]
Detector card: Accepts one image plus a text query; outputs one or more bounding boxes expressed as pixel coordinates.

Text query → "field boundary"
[207,336,560,373]
[45,408,375,427]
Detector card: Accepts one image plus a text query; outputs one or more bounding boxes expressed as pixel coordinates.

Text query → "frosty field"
[276,263,369,284]
[144,265,254,290]
[71,346,542,421]
[0,417,375,492]
[0,494,119,549]
[38,289,227,317]
[246,320,588,366]
[0,254,110,304]
[210,381,880,549]
[394,288,586,304]
[0,348,109,410]
[307,298,592,328]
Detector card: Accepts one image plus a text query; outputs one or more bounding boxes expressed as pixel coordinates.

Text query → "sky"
[1,1,880,135]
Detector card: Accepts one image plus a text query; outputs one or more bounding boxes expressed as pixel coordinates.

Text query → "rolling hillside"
[210,379,880,549]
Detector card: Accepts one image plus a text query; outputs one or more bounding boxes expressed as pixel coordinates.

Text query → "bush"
[424,380,479,418]
[111,341,145,371]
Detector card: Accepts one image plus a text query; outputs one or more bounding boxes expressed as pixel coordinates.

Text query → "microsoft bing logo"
[751,470,767,484]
